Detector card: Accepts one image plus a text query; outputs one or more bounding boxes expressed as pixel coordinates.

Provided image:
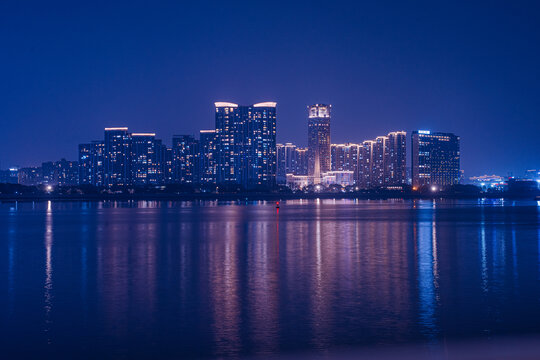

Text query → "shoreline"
[0,192,537,202]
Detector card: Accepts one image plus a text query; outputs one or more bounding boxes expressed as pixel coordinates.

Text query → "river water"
[1,199,540,359]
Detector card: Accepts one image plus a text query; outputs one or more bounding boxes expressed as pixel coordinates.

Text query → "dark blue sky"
[1,0,539,176]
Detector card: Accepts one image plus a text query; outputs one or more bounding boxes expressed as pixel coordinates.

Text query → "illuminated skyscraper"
[78,141,104,186]
[78,143,93,185]
[276,143,286,184]
[331,143,360,181]
[386,131,407,185]
[411,130,460,187]
[131,133,159,185]
[104,127,132,187]
[277,142,298,183]
[214,102,277,188]
[199,130,216,184]
[18,167,42,186]
[159,144,173,184]
[54,158,79,186]
[357,140,373,189]
[294,147,308,176]
[215,102,241,184]
[372,136,388,186]
[172,135,199,183]
[357,131,407,189]
[307,104,331,183]
[247,102,277,187]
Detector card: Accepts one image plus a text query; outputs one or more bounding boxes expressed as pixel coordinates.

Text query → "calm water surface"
[1,199,540,359]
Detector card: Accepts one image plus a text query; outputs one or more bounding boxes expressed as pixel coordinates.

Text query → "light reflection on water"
[0,199,539,359]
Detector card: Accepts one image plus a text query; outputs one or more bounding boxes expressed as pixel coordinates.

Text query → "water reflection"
[0,200,540,359]
[246,220,279,355]
[416,203,439,339]
[208,216,241,357]
[7,203,16,317]
[480,207,488,293]
[44,200,53,344]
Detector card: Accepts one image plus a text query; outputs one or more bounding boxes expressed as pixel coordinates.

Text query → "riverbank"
[0,192,537,202]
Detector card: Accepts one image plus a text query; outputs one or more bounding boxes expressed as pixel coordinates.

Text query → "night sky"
[1,1,539,177]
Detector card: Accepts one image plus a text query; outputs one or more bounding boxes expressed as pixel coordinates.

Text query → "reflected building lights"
[8,207,16,317]
[246,221,279,354]
[44,200,53,344]
[480,211,488,293]
[209,219,241,357]
[492,223,505,289]
[512,225,519,294]
[310,216,333,350]
[417,207,439,339]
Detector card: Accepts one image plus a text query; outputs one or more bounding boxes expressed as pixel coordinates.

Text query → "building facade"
[214,102,277,188]
[131,133,159,185]
[78,141,105,186]
[199,130,216,184]
[307,104,331,183]
[331,143,360,182]
[411,130,460,187]
[104,127,132,187]
[354,131,407,189]
[172,135,199,184]
[386,131,407,185]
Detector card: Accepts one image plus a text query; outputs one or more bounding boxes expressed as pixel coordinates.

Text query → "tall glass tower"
[411,130,460,187]
[214,102,277,188]
[172,135,199,183]
[131,133,158,185]
[307,104,331,183]
[199,130,217,184]
[104,127,131,187]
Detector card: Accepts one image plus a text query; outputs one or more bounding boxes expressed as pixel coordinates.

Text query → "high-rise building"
[78,143,93,185]
[307,104,331,183]
[18,167,42,186]
[215,103,239,184]
[282,143,297,174]
[172,135,199,184]
[158,143,173,184]
[131,133,160,185]
[276,143,286,184]
[248,102,277,188]
[39,159,78,186]
[199,130,216,184]
[78,141,105,186]
[92,141,105,186]
[0,167,19,184]
[276,142,298,184]
[55,158,79,186]
[41,161,56,185]
[80,129,170,187]
[358,140,374,189]
[331,143,360,181]
[411,130,460,187]
[386,131,407,185]
[371,136,388,186]
[294,147,308,176]
[214,102,277,188]
[355,131,407,189]
[104,127,132,187]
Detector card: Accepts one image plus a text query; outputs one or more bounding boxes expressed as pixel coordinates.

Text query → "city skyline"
[1,100,534,180]
[2,2,540,176]
[0,97,535,180]
[2,99,466,189]
[2,3,540,360]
